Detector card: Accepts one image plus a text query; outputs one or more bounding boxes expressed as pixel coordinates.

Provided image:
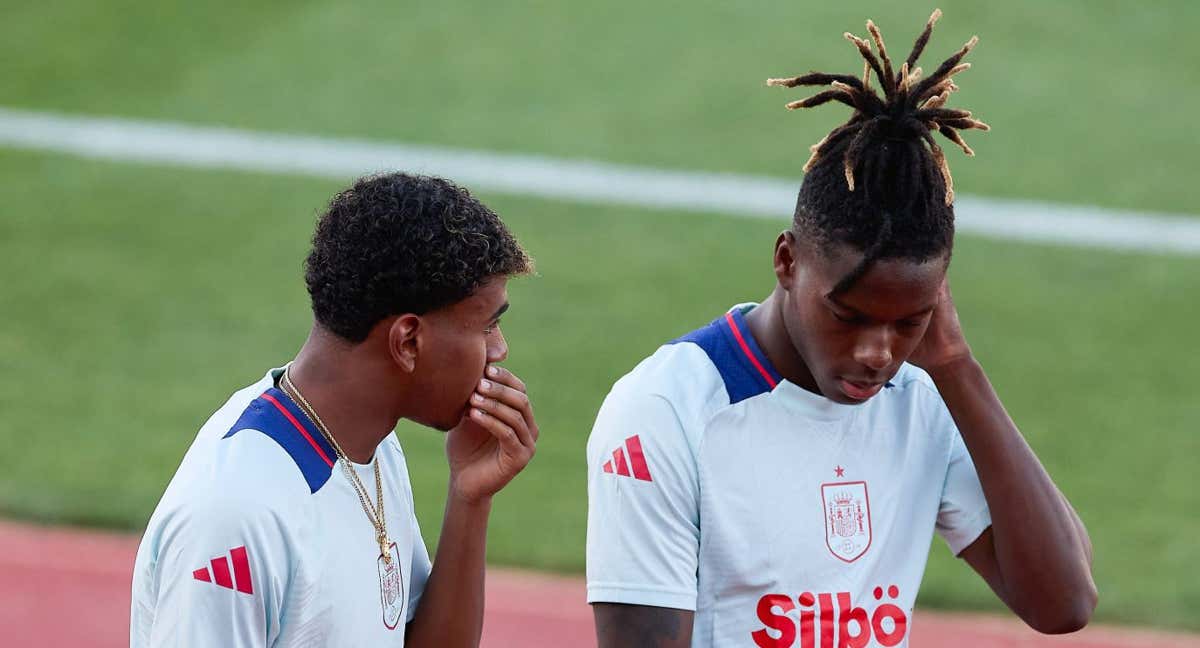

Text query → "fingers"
[470,390,534,449]
[485,364,526,393]
[478,377,529,412]
[468,407,528,459]
[479,367,539,442]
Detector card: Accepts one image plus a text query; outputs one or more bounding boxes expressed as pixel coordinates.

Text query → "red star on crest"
[834,465,845,477]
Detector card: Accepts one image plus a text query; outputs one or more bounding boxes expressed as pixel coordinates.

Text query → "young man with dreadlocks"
[586,11,1096,647]
[131,173,538,646]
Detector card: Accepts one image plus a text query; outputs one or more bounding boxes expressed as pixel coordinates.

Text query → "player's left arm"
[910,280,1097,635]
[405,364,538,648]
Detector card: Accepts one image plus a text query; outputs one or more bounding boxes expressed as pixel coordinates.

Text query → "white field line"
[2,107,1198,255]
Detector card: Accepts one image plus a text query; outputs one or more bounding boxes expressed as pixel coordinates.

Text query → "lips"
[839,378,884,401]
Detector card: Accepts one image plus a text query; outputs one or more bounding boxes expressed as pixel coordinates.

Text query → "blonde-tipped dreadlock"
[765,8,988,206]
[765,10,989,295]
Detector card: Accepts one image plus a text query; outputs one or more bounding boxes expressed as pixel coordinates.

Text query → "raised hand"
[908,278,973,374]
[444,365,539,504]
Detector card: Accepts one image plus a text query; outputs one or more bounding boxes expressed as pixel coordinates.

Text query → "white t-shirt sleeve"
[934,410,993,555]
[406,494,432,623]
[586,388,700,611]
[132,495,301,647]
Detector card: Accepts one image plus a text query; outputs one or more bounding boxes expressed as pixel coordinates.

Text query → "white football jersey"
[586,306,991,647]
[131,367,431,647]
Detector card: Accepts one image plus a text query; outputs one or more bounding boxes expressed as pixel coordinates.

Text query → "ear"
[387,314,422,373]
[774,230,799,289]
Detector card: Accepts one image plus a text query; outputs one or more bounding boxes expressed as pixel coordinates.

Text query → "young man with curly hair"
[131,173,537,647]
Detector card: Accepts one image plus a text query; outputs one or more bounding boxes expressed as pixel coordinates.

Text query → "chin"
[433,410,466,432]
[819,377,875,406]
[815,381,848,404]
[410,408,462,432]
[825,390,866,405]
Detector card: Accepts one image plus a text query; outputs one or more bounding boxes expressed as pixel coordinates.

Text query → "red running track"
[1,519,1196,647]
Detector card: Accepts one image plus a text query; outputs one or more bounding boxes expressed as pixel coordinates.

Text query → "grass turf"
[2,1,1199,216]
[1,148,1197,629]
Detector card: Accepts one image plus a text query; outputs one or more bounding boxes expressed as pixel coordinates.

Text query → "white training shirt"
[131,367,431,647]
[586,306,991,648]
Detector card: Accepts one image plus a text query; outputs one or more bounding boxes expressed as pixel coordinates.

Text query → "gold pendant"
[378,531,392,564]
[377,542,403,630]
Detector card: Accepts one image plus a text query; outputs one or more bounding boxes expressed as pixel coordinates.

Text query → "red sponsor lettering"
[752,594,796,648]
[836,592,870,648]
[818,593,835,648]
[798,593,815,648]
[872,585,907,647]
[750,586,909,648]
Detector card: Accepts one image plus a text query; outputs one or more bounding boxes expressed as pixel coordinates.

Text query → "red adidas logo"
[192,545,254,595]
[602,435,653,481]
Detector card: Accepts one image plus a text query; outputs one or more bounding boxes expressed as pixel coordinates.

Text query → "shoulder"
[874,363,959,438]
[882,363,947,408]
[380,434,410,467]
[590,307,776,458]
[613,343,724,411]
[152,427,315,541]
[377,435,417,498]
[152,376,338,537]
[592,337,721,443]
[138,455,305,595]
[667,307,781,407]
[605,306,778,421]
[218,386,339,495]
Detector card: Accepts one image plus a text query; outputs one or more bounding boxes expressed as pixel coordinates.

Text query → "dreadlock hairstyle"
[767,9,989,295]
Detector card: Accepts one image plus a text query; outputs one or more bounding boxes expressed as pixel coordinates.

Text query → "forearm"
[405,490,492,648]
[929,356,1096,629]
[594,603,694,648]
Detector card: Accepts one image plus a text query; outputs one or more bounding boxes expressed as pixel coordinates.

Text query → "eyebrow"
[488,302,510,323]
[825,295,936,321]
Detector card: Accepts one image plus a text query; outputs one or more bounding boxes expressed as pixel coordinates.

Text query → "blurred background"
[1,0,1197,636]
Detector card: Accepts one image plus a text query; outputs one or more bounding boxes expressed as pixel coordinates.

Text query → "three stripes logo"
[192,545,254,595]
[601,434,653,482]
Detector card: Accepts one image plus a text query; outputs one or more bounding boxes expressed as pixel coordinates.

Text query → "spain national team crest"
[377,543,405,630]
[821,481,872,563]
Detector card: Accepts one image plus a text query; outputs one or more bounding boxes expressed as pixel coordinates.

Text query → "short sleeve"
[586,388,700,611]
[406,497,432,622]
[936,422,993,555]
[130,494,308,647]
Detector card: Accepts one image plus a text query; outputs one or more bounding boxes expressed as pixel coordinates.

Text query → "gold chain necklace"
[281,367,391,563]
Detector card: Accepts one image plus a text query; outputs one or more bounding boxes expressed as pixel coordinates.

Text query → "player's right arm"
[911,282,1096,633]
[586,381,701,648]
[594,603,694,648]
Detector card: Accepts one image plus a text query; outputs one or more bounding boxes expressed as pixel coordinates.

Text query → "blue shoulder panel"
[224,387,337,493]
[668,308,782,405]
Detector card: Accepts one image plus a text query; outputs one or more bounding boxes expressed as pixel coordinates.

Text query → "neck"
[745,288,820,394]
[286,326,403,464]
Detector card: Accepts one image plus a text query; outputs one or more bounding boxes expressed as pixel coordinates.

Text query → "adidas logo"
[192,545,254,595]
[601,434,653,482]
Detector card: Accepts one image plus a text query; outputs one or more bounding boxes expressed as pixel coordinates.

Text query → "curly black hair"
[304,172,533,342]
[767,9,988,294]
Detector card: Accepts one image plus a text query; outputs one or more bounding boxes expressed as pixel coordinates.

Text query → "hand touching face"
[446,364,539,503]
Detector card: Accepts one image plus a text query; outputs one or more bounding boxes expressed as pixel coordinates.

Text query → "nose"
[853,326,893,373]
[487,328,509,363]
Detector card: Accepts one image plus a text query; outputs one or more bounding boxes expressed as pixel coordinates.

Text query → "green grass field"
[2,0,1198,632]
[4,1,1199,213]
